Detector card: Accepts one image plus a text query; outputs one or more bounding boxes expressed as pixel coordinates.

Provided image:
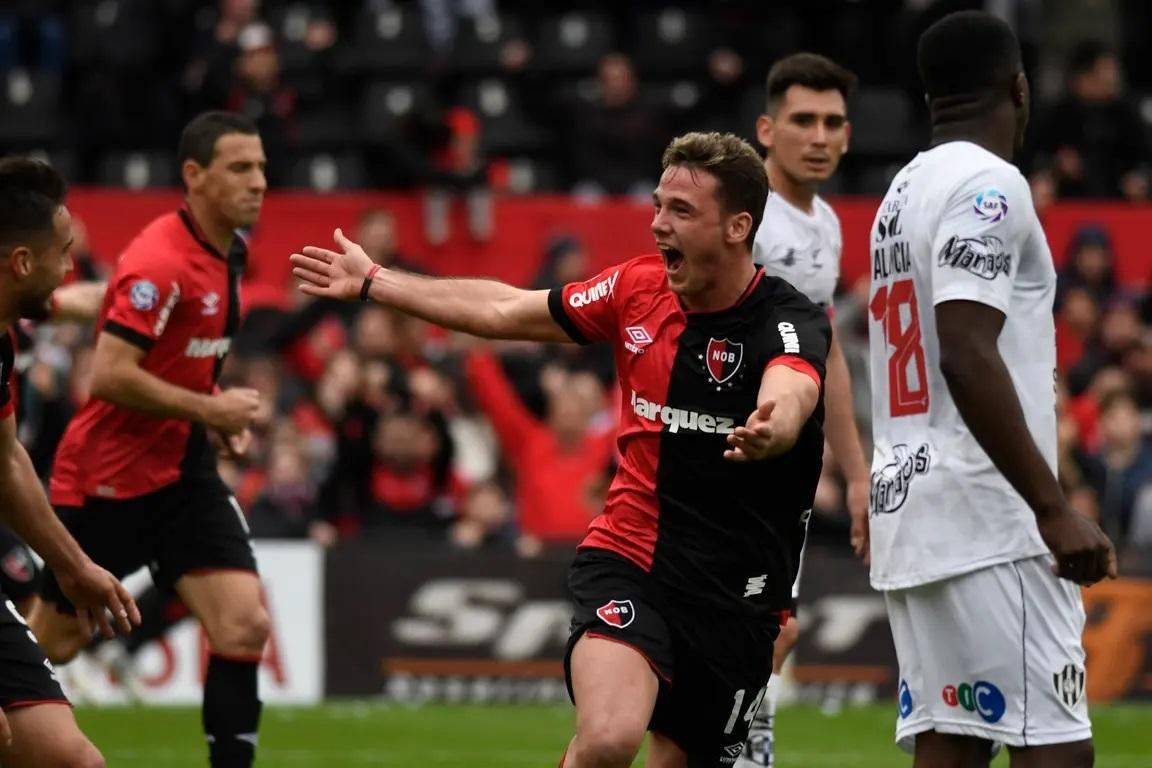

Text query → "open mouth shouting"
[659,244,685,275]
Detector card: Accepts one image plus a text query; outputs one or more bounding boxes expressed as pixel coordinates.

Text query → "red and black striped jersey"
[549,255,831,616]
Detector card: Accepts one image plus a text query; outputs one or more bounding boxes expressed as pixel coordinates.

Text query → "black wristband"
[360,265,381,302]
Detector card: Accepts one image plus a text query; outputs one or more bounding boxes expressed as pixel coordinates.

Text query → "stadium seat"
[533,10,615,74]
[359,80,432,145]
[267,2,335,77]
[68,0,158,67]
[20,147,77,183]
[294,104,357,151]
[337,2,429,76]
[457,78,548,156]
[288,152,367,191]
[502,157,563,193]
[634,7,716,76]
[847,87,918,158]
[97,151,177,189]
[0,68,63,145]
[451,12,528,75]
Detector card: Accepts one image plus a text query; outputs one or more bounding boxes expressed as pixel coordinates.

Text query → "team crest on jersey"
[596,599,635,629]
[706,338,743,384]
[1,548,33,583]
[1053,664,1085,710]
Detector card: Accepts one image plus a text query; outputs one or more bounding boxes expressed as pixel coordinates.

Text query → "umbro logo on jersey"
[624,325,651,354]
[596,599,635,629]
[706,338,743,384]
[568,271,619,308]
[1053,664,1085,709]
[201,292,220,316]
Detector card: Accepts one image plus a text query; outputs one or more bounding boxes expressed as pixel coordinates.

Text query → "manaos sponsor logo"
[568,271,619,308]
[631,390,736,435]
[185,337,232,359]
[937,235,1012,280]
[870,443,932,515]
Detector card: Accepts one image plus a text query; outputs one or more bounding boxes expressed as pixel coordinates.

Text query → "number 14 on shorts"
[724,685,768,734]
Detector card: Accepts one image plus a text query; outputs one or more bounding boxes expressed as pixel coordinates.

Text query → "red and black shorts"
[40,475,258,614]
[0,592,68,710]
[565,548,781,767]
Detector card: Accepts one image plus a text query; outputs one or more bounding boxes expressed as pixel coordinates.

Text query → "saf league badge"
[596,599,635,629]
[706,338,743,385]
[129,280,160,311]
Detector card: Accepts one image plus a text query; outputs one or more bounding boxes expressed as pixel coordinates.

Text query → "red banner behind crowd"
[69,191,1150,306]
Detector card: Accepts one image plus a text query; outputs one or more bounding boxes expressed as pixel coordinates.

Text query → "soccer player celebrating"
[31,112,268,768]
[738,53,867,768]
[868,12,1114,767]
[0,158,139,767]
[292,132,831,768]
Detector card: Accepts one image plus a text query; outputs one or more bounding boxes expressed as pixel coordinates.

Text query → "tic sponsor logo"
[973,188,1008,223]
[870,443,932,516]
[596,599,635,629]
[942,680,1006,724]
[898,679,914,719]
[1053,663,1085,710]
[568,271,619,308]
[937,235,1012,281]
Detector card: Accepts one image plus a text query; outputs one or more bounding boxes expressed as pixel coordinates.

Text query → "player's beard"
[17,286,54,321]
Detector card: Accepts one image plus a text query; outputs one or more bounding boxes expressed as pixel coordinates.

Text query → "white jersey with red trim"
[753,192,842,309]
[867,141,1055,590]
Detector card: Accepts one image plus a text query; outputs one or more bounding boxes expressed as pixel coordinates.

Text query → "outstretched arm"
[291,229,572,343]
[725,364,820,462]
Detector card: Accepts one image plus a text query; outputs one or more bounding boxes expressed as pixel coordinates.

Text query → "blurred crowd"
[13,206,1152,569]
[2,0,1150,568]
[0,0,1150,201]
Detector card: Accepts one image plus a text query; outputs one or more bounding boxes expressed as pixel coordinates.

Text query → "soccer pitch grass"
[76,702,1148,767]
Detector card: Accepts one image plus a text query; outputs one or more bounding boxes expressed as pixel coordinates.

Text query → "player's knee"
[211,605,271,656]
[52,742,105,768]
[575,720,645,767]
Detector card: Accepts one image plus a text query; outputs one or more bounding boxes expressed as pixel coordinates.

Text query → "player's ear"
[755,114,775,152]
[726,211,753,245]
[8,245,34,278]
[182,159,205,192]
[841,120,852,155]
[1011,73,1028,109]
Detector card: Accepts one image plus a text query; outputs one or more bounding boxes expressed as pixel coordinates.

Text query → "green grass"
[75,702,1149,767]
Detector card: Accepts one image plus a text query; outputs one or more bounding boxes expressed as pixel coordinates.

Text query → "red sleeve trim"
[0,400,13,420]
[2,698,72,711]
[767,355,822,391]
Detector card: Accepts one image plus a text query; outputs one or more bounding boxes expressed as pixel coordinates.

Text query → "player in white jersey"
[738,53,870,768]
[868,12,1115,768]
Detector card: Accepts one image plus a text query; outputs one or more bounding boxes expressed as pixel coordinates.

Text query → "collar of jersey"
[178,206,248,267]
[681,266,765,316]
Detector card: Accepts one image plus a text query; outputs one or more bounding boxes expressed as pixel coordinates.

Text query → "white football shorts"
[886,555,1092,751]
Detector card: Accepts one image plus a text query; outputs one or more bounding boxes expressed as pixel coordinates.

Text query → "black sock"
[123,592,190,655]
[203,654,262,768]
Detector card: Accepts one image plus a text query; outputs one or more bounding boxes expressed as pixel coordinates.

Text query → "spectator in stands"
[247,437,323,540]
[1081,390,1152,551]
[1031,40,1150,200]
[449,480,519,551]
[570,53,668,197]
[531,235,589,291]
[225,22,298,185]
[465,348,615,549]
[1068,295,1145,395]
[1057,224,1118,307]
[423,101,493,245]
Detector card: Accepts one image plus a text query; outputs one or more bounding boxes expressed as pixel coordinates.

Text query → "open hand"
[290,228,375,301]
[724,400,791,462]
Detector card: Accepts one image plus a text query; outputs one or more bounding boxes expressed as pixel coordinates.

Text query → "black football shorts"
[565,548,780,767]
[0,591,68,709]
[40,475,258,613]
